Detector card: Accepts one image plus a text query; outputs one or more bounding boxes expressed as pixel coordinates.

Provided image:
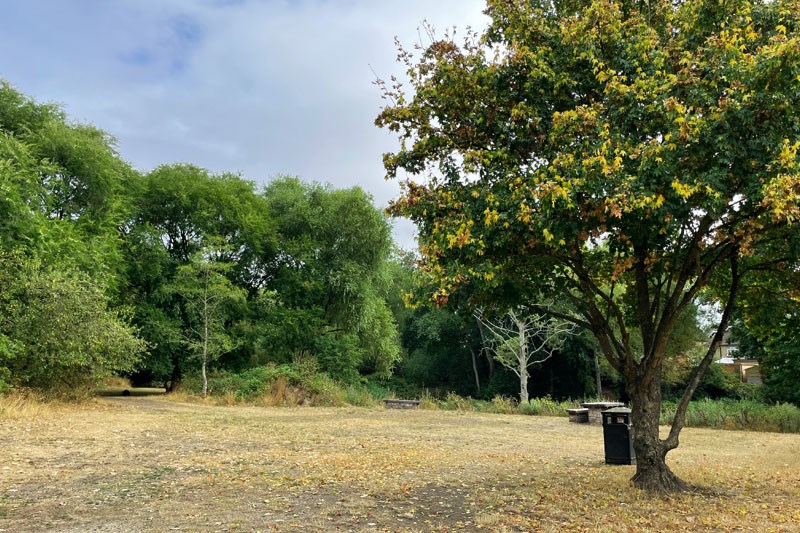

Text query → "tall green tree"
[0,131,49,251]
[260,177,401,380]
[377,0,800,492]
[1,81,146,394]
[122,164,277,387]
[0,253,146,395]
[1,80,136,284]
[173,250,246,397]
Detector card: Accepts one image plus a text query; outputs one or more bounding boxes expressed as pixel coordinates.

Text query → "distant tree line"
[1,79,796,408]
[0,80,400,395]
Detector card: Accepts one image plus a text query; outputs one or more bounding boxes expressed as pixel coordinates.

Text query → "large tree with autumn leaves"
[377,0,800,493]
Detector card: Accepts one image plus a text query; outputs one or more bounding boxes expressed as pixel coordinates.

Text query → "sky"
[0,0,490,249]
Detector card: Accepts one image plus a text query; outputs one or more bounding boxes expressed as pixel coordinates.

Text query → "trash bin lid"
[603,407,631,414]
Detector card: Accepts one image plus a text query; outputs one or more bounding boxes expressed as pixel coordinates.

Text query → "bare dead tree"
[475,307,577,403]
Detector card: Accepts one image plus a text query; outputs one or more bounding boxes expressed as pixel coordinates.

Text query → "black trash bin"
[602,407,636,465]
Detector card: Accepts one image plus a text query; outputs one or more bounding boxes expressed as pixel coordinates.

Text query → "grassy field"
[1,395,799,532]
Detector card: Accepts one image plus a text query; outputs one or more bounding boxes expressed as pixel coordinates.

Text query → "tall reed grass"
[661,398,800,433]
[0,389,55,419]
[177,364,384,408]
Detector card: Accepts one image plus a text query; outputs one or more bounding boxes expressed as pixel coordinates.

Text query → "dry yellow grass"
[0,389,71,419]
[1,395,798,532]
[101,376,133,389]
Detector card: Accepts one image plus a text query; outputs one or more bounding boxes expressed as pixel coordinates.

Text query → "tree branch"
[662,251,741,452]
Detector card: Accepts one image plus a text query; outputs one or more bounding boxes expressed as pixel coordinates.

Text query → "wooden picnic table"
[580,401,625,425]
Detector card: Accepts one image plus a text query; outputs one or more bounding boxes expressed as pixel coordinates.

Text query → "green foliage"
[1,80,406,399]
[0,133,48,251]
[0,254,146,395]
[662,358,763,402]
[661,398,800,433]
[258,177,401,381]
[395,304,596,401]
[417,390,439,410]
[737,303,800,406]
[121,164,279,388]
[135,164,275,269]
[518,396,582,417]
[172,249,246,395]
[440,392,479,412]
[761,337,800,406]
[0,334,16,394]
[180,361,381,407]
[397,308,480,396]
[199,365,302,400]
[1,80,134,287]
[313,332,364,383]
[419,391,580,416]
[342,384,380,407]
[377,0,800,488]
[488,395,517,415]
[121,170,404,389]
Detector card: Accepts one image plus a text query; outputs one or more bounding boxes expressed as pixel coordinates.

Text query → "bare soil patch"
[1,397,799,532]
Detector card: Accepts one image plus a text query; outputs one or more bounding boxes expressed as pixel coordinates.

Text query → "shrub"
[489,395,517,415]
[763,403,800,433]
[660,398,800,433]
[422,392,580,416]
[519,396,580,417]
[178,362,395,407]
[0,255,147,396]
[362,380,391,400]
[343,385,377,407]
[441,392,476,412]
[418,390,439,410]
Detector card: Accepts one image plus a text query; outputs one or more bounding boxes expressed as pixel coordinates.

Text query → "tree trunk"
[519,362,529,404]
[470,348,481,394]
[476,319,494,380]
[201,359,208,397]
[518,315,529,404]
[201,300,209,398]
[627,368,690,493]
[593,349,603,398]
[167,356,182,392]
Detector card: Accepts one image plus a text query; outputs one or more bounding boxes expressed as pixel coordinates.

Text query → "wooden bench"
[567,408,589,423]
[383,399,420,409]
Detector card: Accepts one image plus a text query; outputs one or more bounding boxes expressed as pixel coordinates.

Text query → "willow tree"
[377,0,800,492]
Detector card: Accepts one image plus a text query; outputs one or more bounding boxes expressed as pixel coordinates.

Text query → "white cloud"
[0,0,489,249]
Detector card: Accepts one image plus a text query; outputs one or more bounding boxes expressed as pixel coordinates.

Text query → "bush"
[489,395,517,415]
[664,364,764,402]
[343,385,377,407]
[362,380,392,400]
[440,392,477,412]
[418,390,439,410]
[763,403,800,433]
[420,392,580,416]
[0,254,147,397]
[382,376,424,400]
[519,396,580,416]
[179,361,391,407]
[660,398,800,433]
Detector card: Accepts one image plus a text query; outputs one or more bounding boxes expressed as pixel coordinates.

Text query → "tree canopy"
[1,80,405,395]
[378,0,800,492]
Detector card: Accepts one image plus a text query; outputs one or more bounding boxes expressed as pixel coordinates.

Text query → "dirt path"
[1,397,799,532]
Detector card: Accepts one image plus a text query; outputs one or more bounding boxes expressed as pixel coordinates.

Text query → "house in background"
[713,329,763,385]
[713,328,738,359]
